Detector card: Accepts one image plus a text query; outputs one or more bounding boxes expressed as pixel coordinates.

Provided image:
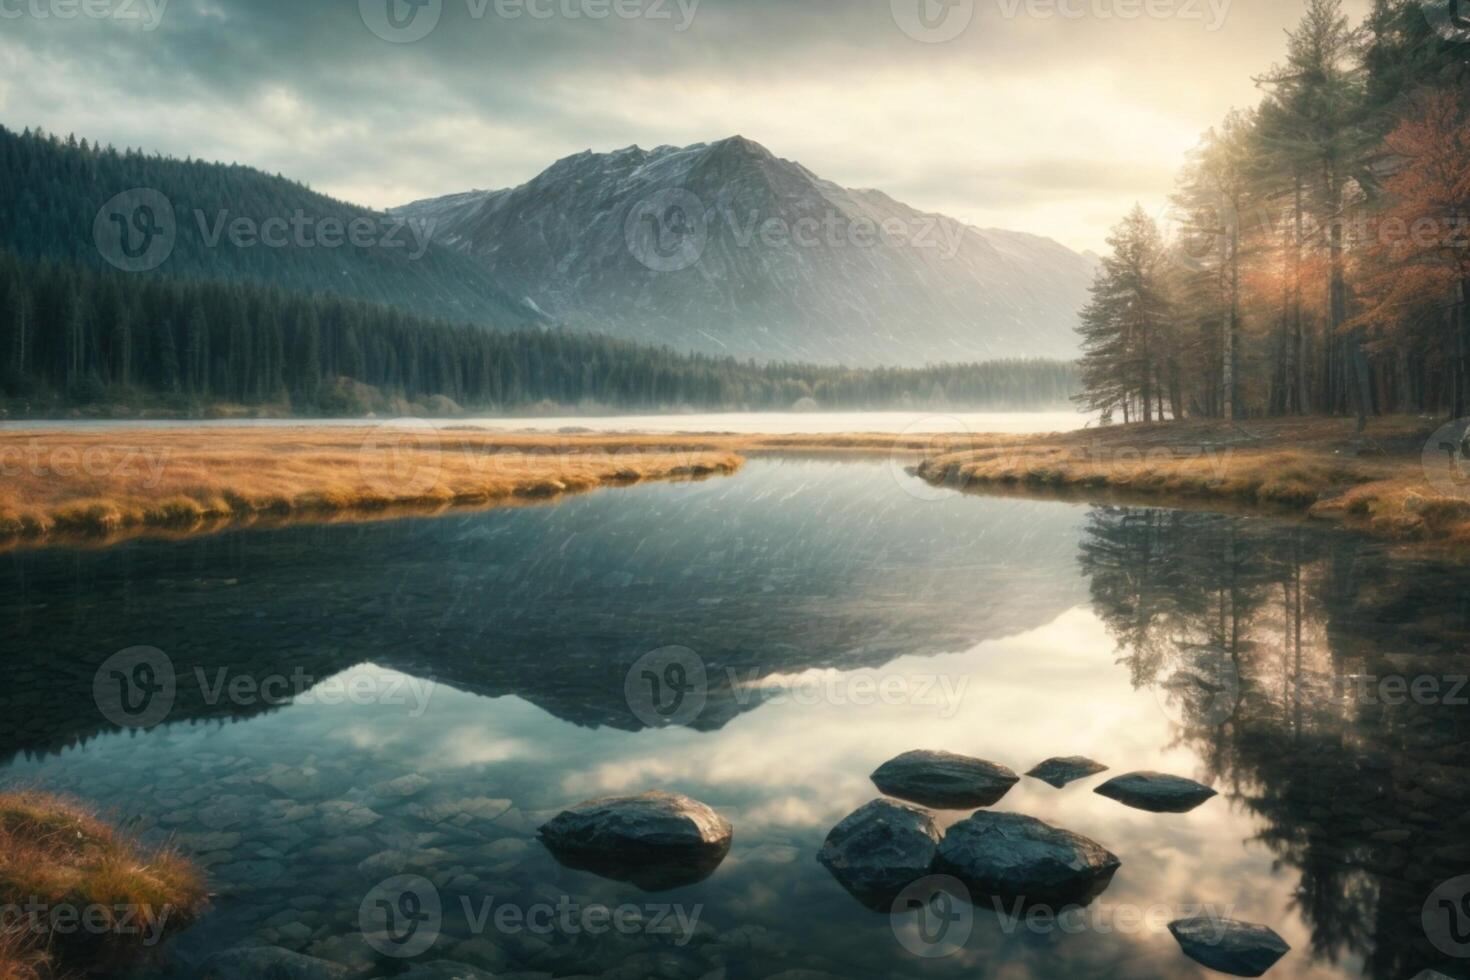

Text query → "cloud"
[0,0,1371,252]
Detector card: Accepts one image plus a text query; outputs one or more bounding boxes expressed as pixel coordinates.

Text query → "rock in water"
[817,799,940,910]
[1168,916,1291,977]
[1094,772,1218,813]
[1025,756,1109,789]
[870,750,1019,809]
[935,811,1120,907]
[538,790,732,891]
[200,947,350,980]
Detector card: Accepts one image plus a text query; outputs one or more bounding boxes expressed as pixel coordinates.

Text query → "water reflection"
[1081,507,1470,979]
[0,462,1086,759]
[0,464,1466,978]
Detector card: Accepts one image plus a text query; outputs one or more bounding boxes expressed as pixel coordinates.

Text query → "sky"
[0,0,1374,253]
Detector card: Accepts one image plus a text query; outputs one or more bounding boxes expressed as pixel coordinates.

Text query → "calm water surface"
[1,409,1089,435]
[2,460,1466,979]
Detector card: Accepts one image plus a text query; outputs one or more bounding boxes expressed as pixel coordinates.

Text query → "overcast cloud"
[0,0,1372,252]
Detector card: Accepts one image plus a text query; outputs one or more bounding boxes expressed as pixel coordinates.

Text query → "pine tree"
[1076,207,1176,423]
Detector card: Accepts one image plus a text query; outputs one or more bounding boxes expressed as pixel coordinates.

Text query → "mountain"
[0,126,542,329]
[395,136,1097,366]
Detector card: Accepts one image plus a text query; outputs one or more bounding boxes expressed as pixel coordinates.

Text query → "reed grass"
[0,792,207,979]
[916,415,1469,545]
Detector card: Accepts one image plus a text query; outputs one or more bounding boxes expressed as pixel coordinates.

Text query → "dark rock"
[199,947,349,980]
[934,811,1120,906]
[1095,772,1218,813]
[817,799,940,910]
[1025,756,1109,789]
[538,790,732,891]
[1168,916,1291,977]
[870,750,1019,809]
[398,962,499,980]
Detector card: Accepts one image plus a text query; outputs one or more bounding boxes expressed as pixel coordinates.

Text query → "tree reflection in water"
[1079,507,1470,980]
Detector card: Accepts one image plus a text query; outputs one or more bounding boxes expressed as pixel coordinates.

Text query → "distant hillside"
[396,136,1098,366]
[0,126,542,329]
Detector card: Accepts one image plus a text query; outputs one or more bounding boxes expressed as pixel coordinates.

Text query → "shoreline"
[0,428,980,552]
[914,416,1470,548]
[0,428,762,552]
[3,418,1466,552]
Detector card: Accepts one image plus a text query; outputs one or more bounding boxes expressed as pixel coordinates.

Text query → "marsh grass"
[0,792,207,979]
[0,428,757,549]
[915,416,1469,545]
[1,419,1457,550]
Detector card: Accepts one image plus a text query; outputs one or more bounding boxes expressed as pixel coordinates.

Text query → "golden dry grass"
[1,418,1462,551]
[915,415,1470,546]
[0,427,759,549]
[0,792,207,979]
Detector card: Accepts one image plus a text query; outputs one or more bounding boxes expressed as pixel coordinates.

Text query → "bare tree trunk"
[1292,176,1307,413]
[1457,278,1470,419]
[1226,217,1241,419]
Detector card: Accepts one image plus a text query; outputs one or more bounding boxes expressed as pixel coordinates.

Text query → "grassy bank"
[0,427,760,550]
[4,419,1464,551]
[0,792,207,979]
[914,416,1470,545]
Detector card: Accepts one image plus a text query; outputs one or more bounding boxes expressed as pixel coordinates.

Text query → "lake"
[2,458,1466,979]
[0,409,1090,436]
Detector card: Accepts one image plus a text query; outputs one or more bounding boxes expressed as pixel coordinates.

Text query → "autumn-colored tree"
[1352,89,1470,416]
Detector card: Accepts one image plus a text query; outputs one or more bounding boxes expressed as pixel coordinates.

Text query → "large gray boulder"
[870,750,1019,809]
[935,811,1120,906]
[1095,772,1217,813]
[817,799,940,910]
[538,790,732,891]
[1168,916,1291,977]
[1025,756,1108,789]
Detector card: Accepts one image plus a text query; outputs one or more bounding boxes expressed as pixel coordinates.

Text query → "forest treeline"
[0,250,1077,415]
[0,123,540,330]
[1076,0,1469,427]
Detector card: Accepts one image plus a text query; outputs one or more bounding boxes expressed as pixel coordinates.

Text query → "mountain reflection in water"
[0,461,1465,979]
